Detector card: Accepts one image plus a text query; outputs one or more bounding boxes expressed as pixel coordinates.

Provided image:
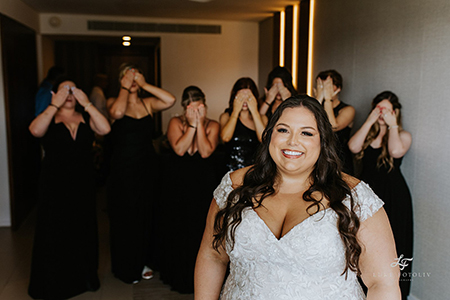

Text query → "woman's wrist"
[84,102,93,111]
[187,122,197,129]
[230,113,239,119]
[388,125,399,130]
[197,119,206,128]
[121,86,131,92]
[49,103,59,110]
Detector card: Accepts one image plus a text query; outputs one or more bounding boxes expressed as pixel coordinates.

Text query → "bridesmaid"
[159,86,220,293]
[315,70,355,174]
[348,91,413,300]
[107,63,175,284]
[220,77,268,171]
[28,78,110,299]
[259,66,298,119]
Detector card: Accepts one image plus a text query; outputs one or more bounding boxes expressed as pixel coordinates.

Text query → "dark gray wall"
[312,1,450,299]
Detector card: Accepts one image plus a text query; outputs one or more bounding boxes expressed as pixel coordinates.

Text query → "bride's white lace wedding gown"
[213,172,383,300]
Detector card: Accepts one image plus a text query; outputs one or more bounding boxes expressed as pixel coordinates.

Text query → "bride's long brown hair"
[213,95,362,276]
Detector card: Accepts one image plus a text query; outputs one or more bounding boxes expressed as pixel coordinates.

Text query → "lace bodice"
[213,172,384,300]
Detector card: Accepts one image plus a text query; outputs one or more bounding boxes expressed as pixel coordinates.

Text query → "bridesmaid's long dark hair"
[213,95,362,276]
[225,77,259,114]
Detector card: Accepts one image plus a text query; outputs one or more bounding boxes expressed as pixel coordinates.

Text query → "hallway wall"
[39,13,259,134]
[0,8,258,227]
[312,1,450,299]
[0,32,10,227]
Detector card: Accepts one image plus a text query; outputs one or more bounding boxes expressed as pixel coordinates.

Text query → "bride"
[194,96,401,299]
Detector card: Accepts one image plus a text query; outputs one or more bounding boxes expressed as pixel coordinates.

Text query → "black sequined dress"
[224,118,260,171]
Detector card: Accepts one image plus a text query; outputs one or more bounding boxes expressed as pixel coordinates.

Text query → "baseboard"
[408,294,420,300]
[0,218,11,227]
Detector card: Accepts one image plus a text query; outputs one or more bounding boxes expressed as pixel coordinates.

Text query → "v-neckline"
[123,114,152,120]
[237,116,256,132]
[249,207,332,241]
[222,171,350,241]
[54,120,85,141]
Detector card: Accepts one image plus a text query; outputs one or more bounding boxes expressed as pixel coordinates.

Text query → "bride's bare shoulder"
[229,166,252,189]
[342,173,361,190]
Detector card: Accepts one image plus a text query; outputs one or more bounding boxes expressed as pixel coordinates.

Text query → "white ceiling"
[20,0,300,22]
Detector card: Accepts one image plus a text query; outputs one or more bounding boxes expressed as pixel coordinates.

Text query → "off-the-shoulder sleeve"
[349,181,385,222]
[213,171,234,209]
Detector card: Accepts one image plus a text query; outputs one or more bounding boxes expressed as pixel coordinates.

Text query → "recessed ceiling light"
[122,36,131,41]
[122,41,131,47]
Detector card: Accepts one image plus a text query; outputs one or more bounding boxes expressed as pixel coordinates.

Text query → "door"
[0,14,40,230]
[53,37,162,135]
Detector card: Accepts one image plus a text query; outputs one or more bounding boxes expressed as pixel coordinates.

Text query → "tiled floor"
[0,187,193,300]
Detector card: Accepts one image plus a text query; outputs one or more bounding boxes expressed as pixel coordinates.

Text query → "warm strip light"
[122,36,131,41]
[279,10,285,67]
[292,4,299,89]
[122,41,131,46]
[307,0,315,96]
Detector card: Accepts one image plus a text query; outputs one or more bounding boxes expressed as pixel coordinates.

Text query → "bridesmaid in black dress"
[315,70,356,174]
[259,66,298,119]
[159,86,220,293]
[106,63,175,284]
[348,91,413,300]
[220,78,268,172]
[28,78,110,299]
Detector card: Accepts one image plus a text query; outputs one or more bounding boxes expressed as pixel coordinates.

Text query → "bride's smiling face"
[269,106,321,176]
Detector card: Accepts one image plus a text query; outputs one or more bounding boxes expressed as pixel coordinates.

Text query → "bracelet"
[264,101,271,106]
[388,125,399,130]
[187,121,197,129]
[49,103,59,110]
[121,86,131,92]
[84,102,93,111]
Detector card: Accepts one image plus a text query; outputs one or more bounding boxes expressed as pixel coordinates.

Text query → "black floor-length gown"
[107,109,158,284]
[333,101,354,175]
[359,146,413,299]
[28,116,100,300]
[158,150,220,293]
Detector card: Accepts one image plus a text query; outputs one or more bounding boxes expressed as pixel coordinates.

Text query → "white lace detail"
[212,172,384,300]
[213,171,234,209]
[349,181,384,222]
